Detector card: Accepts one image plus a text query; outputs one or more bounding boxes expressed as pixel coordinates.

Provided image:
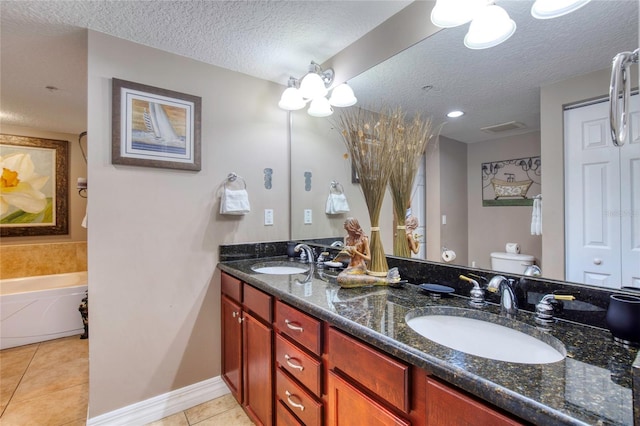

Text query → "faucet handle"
[460,275,486,308]
[535,294,575,326]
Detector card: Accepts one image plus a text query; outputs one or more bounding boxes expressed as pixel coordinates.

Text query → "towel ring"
[222,173,246,190]
[329,180,344,194]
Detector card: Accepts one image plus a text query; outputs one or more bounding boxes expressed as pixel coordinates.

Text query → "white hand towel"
[326,193,350,214]
[81,207,88,228]
[221,188,251,215]
[531,198,542,236]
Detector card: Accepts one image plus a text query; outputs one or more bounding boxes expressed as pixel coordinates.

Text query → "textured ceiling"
[0,0,638,142]
[0,0,410,134]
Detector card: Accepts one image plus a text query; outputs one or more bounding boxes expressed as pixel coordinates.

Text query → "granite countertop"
[218,256,638,426]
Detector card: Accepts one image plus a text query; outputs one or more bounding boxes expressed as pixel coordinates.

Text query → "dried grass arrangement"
[336,106,402,276]
[389,113,433,257]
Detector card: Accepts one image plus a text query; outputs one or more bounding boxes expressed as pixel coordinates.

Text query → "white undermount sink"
[251,262,309,275]
[406,309,565,364]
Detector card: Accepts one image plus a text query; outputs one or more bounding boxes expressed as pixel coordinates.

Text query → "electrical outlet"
[304,209,312,224]
[264,209,274,226]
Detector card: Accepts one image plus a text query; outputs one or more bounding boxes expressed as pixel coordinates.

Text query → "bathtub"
[1,271,87,350]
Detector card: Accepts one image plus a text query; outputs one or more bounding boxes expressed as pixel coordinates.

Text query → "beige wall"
[467,132,541,270]
[540,67,638,280]
[439,137,468,266]
[87,31,290,418]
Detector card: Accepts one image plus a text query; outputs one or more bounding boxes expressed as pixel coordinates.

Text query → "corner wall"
[87,31,289,418]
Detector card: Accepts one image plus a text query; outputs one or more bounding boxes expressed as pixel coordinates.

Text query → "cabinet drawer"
[276,368,322,426]
[328,327,409,413]
[275,301,322,356]
[276,400,304,426]
[221,272,242,302]
[275,334,322,397]
[244,284,272,322]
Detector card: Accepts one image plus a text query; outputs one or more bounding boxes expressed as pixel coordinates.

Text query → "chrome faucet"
[523,265,541,277]
[294,243,315,264]
[330,240,344,248]
[487,276,518,318]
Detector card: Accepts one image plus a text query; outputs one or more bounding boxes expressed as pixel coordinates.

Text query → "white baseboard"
[86,376,230,426]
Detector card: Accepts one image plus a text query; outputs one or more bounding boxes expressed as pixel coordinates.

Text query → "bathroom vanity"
[218,254,638,425]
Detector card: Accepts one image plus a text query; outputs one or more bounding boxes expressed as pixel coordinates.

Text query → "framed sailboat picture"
[112,78,201,171]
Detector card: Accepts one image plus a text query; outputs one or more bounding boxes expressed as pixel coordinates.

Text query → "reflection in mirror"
[290,0,639,288]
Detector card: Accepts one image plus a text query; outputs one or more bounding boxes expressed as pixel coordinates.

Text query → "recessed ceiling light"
[447,110,464,118]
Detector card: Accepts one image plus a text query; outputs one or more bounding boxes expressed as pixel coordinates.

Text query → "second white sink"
[406,309,565,364]
[251,261,309,275]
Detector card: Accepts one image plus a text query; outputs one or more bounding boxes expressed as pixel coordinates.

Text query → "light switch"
[264,209,274,226]
[304,209,312,224]
[442,215,447,225]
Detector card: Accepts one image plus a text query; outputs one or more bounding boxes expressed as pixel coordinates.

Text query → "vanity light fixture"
[430,0,592,49]
[278,61,357,117]
[447,110,465,118]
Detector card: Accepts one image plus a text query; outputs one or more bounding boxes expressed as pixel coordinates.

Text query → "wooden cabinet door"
[221,295,243,404]
[426,377,524,426]
[327,371,410,426]
[244,311,273,426]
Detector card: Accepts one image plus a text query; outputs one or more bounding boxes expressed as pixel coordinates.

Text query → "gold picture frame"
[112,78,202,171]
[0,134,69,236]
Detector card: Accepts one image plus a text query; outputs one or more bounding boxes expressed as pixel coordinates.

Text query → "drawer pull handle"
[284,354,304,371]
[285,390,305,411]
[285,319,304,332]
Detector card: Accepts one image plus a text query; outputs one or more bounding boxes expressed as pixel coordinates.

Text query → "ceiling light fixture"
[431,0,592,50]
[278,61,357,117]
[447,110,465,118]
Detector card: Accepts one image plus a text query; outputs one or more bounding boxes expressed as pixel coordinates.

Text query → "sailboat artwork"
[133,100,187,154]
[112,78,202,171]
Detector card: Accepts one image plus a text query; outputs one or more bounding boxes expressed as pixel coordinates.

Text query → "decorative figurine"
[405,215,420,255]
[336,217,401,288]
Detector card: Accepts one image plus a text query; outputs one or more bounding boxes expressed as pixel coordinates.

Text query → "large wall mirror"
[290,0,639,288]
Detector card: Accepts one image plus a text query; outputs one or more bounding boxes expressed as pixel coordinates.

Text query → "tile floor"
[0,335,253,425]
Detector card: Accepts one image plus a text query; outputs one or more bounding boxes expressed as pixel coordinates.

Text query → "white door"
[621,101,640,287]
[565,95,639,288]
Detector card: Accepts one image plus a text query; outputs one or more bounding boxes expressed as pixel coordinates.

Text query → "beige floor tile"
[185,393,239,424]
[0,382,88,426]
[11,356,88,402]
[0,374,22,413]
[28,336,88,371]
[191,405,253,426]
[0,343,38,378]
[144,411,190,426]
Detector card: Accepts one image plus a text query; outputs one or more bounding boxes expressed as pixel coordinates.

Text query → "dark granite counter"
[218,256,638,426]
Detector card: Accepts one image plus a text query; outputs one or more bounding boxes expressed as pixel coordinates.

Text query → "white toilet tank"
[490,252,535,274]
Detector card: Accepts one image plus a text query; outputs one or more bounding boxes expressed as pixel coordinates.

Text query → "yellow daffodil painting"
[0,134,68,237]
[1,151,52,224]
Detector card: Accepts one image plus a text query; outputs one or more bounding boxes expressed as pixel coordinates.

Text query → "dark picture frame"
[112,78,201,171]
[0,134,69,236]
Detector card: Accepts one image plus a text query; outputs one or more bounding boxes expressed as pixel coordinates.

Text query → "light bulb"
[299,72,328,100]
[431,0,487,28]
[531,0,591,19]
[464,5,516,50]
[329,83,357,107]
[278,87,305,110]
[307,97,333,117]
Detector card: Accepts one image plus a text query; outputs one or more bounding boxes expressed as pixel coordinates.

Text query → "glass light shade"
[278,87,305,110]
[531,0,591,19]
[464,5,516,50]
[299,72,328,100]
[430,0,487,28]
[329,83,357,107]
[307,97,333,117]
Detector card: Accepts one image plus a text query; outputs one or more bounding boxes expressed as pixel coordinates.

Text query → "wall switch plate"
[264,209,274,226]
[442,214,447,225]
[304,209,312,224]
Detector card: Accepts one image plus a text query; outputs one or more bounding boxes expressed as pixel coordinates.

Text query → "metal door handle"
[285,390,305,411]
[285,319,304,332]
[284,354,304,371]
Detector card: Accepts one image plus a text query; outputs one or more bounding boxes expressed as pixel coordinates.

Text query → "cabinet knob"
[284,354,304,371]
[238,317,243,324]
[284,319,304,332]
[232,311,238,318]
[285,390,305,411]
[593,258,602,265]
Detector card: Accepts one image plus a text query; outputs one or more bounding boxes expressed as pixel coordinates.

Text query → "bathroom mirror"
[290,0,639,286]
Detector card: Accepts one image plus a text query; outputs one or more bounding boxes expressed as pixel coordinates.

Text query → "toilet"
[490,252,535,275]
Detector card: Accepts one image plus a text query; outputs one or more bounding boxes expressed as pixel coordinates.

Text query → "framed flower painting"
[0,134,69,236]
